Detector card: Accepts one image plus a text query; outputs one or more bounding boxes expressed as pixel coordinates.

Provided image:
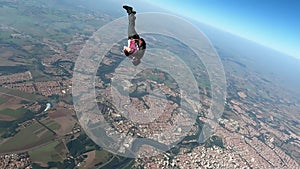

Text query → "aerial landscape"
[0,0,300,169]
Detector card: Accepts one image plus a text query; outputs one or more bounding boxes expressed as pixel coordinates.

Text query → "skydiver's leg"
[128,13,138,38]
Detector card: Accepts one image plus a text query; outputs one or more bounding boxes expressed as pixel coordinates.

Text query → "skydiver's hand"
[124,46,131,52]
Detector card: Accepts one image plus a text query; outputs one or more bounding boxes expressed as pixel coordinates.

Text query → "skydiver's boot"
[123,5,136,15]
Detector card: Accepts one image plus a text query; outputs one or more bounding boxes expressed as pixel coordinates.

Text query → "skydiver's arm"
[128,39,131,47]
[124,39,132,52]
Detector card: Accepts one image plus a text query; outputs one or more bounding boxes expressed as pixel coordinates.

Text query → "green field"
[0,128,5,136]
[0,87,46,101]
[42,119,61,131]
[0,108,27,119]
[95,150,113,164]
[33,126,47,136]
[0,96,6,105]
[29,141,63,163]
[100,155,133,169]
[0,122,55,153]
[85,145,97,153]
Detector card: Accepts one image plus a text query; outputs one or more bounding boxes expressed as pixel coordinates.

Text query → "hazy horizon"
[144,0,300,59]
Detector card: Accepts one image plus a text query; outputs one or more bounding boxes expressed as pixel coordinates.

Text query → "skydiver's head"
[139,38,146,50]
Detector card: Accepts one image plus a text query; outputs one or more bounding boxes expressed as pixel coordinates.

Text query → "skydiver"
[123,5,146,66]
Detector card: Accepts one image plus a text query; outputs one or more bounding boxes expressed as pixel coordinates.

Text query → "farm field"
[0,108,27,121]
[28,141,67,165]
[0,121,55,153]
[0,87,46,102]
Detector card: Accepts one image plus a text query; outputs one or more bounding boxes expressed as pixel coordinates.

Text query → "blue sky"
[143,0,300,59]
